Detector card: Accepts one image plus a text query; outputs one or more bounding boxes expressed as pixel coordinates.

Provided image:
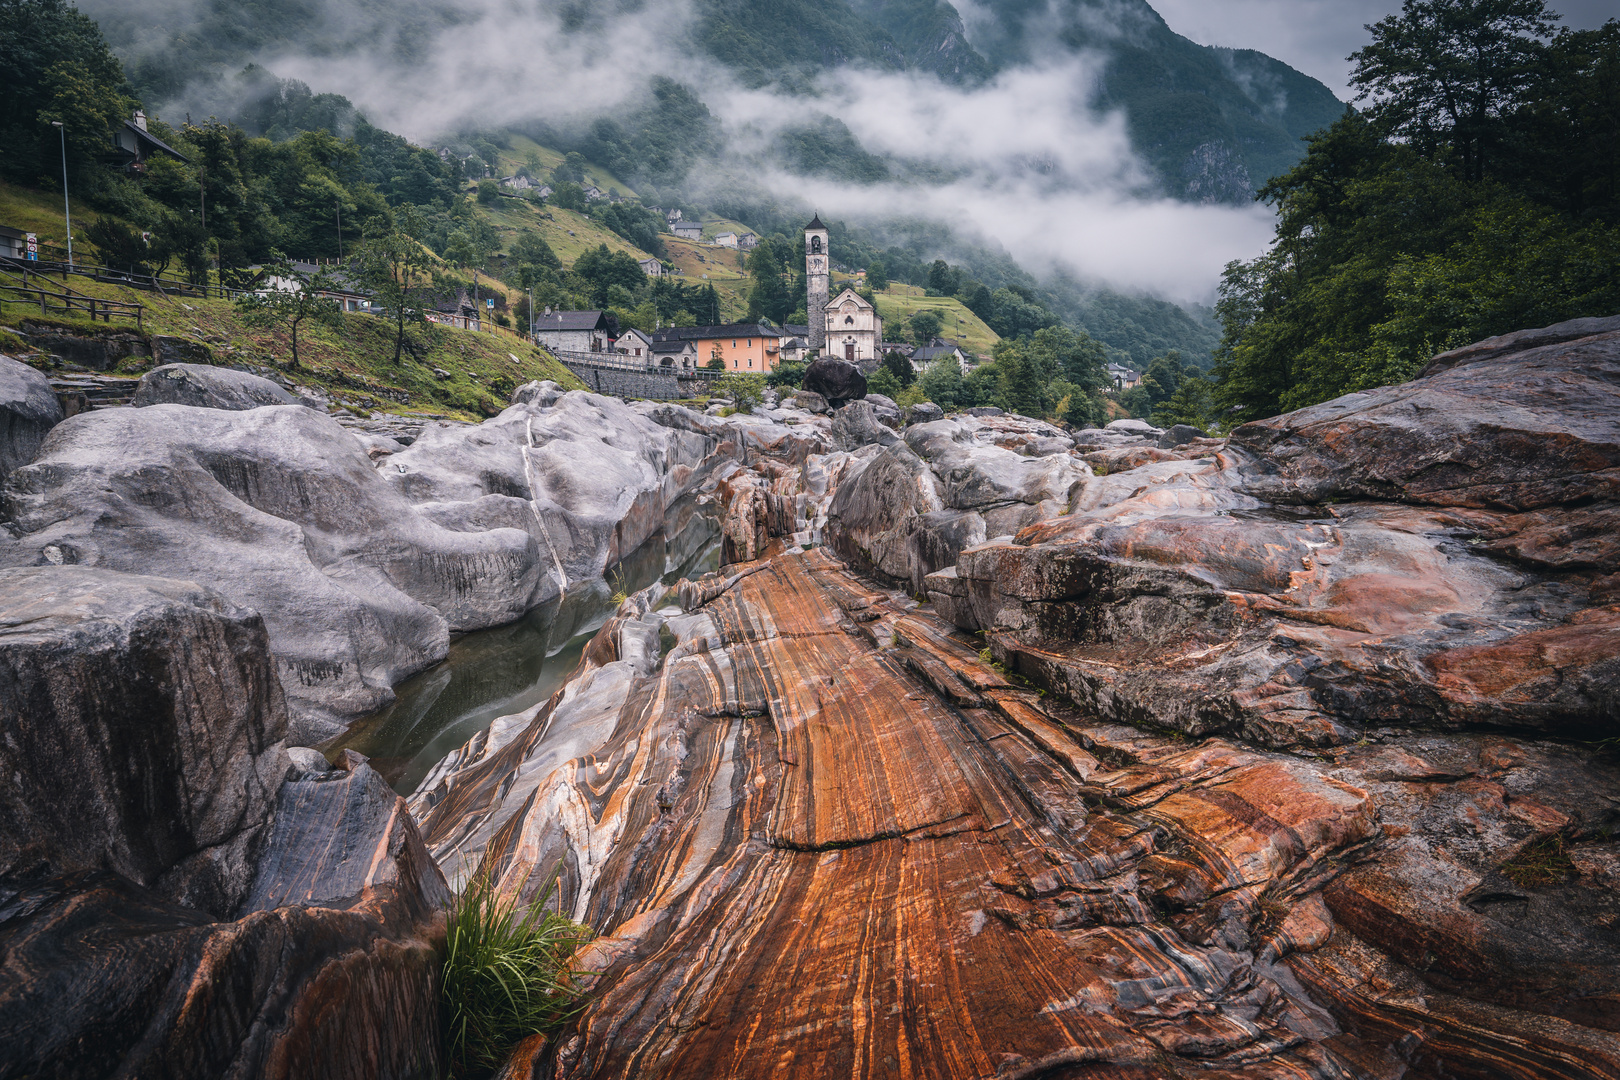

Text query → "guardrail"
[0,264,143,328]
[547,347,727,380]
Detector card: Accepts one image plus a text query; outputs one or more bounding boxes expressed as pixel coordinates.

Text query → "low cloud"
[87,0,1282,302]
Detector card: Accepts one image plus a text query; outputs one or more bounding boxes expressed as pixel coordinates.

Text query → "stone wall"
[562,361,710,400]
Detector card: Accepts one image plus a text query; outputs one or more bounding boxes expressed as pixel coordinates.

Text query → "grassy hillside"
[873,283,999,356]
[1,274,584,419]
[479,195,654,267]
[663,237,751,320]
[487,135,639,199]
[0,182,102,253]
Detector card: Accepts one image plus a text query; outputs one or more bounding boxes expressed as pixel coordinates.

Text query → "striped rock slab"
[415,549,1620,1080]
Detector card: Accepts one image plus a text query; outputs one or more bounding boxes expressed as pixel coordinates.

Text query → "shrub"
[715,372,766,411]
[442,867,591,1079]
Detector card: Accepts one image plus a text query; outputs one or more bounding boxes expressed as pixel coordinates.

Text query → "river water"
[332,500,721,794]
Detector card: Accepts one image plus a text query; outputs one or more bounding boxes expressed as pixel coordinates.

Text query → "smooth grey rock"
[388,391,730,591]
[829,400,900,452]
[0,405,542,743]
[285,746,332,778]
[0,566,288,917]
[1106,418,1161,434]
[1158,423,1208,448]
[965,406,1003,417]
[906,401,944,424]
[786,389,830,414]
[133,363,316,411]
[0,354,63,483]
[511,379,564,408]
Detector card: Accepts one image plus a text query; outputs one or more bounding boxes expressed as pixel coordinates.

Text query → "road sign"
[25,233,37,262]
[486,298,494,309]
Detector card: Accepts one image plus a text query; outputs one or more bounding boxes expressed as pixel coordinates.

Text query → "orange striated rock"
[415,545,1620,1080]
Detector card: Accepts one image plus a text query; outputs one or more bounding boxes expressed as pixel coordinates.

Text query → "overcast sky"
[1148,0,1616,99]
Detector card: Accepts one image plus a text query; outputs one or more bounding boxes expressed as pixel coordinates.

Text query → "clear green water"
[333,509,721,795]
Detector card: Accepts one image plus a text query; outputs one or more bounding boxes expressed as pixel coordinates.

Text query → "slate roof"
[650,323,781,342]
[806,213,825,231]
[913,345,964,362]
[534,310,610,332]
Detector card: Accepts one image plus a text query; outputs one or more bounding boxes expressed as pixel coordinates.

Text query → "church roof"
[806,213,825,231]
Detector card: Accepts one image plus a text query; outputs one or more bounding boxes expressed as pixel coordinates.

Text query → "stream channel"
[331,498,722,795]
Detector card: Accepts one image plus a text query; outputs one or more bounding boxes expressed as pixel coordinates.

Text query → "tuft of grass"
[1499,834,1576,889]
[442,867,592,1080]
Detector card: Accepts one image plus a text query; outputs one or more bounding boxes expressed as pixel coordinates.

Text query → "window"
[732,340,737,347]
[811,236,822,254]
[845,316,854,325]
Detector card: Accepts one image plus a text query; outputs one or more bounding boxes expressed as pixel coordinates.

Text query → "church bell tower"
[805,214,829,352]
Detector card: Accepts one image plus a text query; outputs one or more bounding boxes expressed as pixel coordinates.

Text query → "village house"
[533,309,615,353]
[777,324,811,365]
[499,175,540,191]
[110,111,188,173]
[823,288,884,366]
[259,261,374,312]
[616,327,654,359]
[911,343,967,372]
[713,232,739,249]
[1107,363,1143,390]
[583,185,605,202]
[671,221,703,241]
[665,209,683,224]
[651,338,701,370]
[427,288,483,331]
[737,232,758,250]
[880,341,916,360]
[0,226,31,261]
[638,257,663,278]
[651,323,781,373]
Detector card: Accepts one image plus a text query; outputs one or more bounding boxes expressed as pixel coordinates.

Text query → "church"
[805,215,883,366]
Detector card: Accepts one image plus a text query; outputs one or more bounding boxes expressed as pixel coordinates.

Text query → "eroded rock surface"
[132,362,318,411]
[0,404,542,742]
[416,549,1620,1080]
[0,569,448,1080]
[934,319,1620,750]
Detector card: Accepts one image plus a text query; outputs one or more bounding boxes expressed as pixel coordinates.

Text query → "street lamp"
[50,121,72,269]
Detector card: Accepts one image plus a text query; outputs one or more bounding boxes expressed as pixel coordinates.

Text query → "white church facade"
[824,288,883,365]
[805,214,883,365]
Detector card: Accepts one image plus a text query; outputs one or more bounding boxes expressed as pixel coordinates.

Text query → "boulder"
[828,399,900,452]
[285,746,332,778]
[132,363,317,411]
[0,355,62,484]
[0,404,544,743]
[905,401,944,424]
[0,564,449,1080]
[785,388,830,414]
[1106,417,1160,434]
[0,567,288,917]
[511,379,565,408]
[14,321,151,370]
[964,406,1003,416]
[387,392,734,592]
[802,357,866,406]
[1157,422,1207,448]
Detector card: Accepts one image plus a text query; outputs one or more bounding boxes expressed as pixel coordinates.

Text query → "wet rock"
[905,400,944,424]
[132,363,318,411]
[0,567,288,917]
[802,357,866,406]
[0,355,62,483]
[0,405,543,743]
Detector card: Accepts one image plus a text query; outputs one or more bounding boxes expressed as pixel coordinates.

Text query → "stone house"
[672,221,704,241]
[651,338,701,370]
[534,309,615,353]
[1107,363,1142,390]
[824,288,884,366]
[616,328,654,359]
[912,343,967,372]
[638,257,663,278]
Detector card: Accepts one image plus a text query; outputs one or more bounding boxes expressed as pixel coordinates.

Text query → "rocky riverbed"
[1,321,1617,1079]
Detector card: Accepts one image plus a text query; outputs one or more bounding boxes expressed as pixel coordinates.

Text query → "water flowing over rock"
[132,362,319,410]
[0,355,62,484]
[0,568,447,1080]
